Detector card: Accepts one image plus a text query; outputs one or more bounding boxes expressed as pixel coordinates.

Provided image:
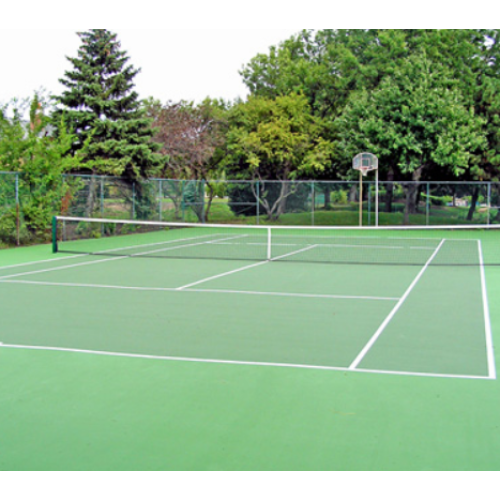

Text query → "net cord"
[53,216,500,233]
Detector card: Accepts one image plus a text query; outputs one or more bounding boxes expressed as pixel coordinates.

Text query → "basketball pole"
[353,153,379,228]
[359,170,363,227]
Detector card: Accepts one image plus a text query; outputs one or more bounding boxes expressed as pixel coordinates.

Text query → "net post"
[52,216,58,253]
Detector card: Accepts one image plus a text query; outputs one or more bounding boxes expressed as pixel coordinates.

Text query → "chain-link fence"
[0,172,33,246]
[2,173,500,247]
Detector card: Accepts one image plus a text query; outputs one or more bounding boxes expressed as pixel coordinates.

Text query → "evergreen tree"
[54,29,162,182]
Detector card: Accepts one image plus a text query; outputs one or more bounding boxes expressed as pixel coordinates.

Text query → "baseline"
[0,343,492,381]
[479,240,497,380]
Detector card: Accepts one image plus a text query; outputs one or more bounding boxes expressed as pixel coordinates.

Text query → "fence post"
[426,183,430,226]
[201,180,206,224]
[132,182,136,220]
[487,182,492,226]
[15,173,20,246]
[100,177,104,217]
[159,180,163,222]
[256,181,260,226]
[181,180,186,222]
[367,183,372,226]
[311,182,315,226]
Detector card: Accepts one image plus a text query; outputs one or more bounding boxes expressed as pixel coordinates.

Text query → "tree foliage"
[144,98,229,221]
[240,29,500,183]
[54,29,162,181]
[337,54,486,222]
[0,94,80,243]
[338,55,485,179]
[226,93,334,219]
[145,98,228,181]
[3,29,500,238]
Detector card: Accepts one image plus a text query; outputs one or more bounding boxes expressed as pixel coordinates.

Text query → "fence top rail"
[1,171,500,186]
[59,175,500,186]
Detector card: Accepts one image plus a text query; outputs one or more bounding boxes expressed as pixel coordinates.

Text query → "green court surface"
[0,224,500,470]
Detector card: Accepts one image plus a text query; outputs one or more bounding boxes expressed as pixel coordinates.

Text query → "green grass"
[2,197,496,251]
[189,198,497,227]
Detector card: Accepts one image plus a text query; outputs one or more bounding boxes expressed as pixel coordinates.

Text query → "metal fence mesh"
[1,172,499,247]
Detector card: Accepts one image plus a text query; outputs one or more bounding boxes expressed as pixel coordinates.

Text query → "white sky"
[0,29,302,105]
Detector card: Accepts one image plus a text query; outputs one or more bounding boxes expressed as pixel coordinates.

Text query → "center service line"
[177,245,318,291]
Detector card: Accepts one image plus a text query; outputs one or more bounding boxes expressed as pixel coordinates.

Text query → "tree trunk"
[164,181,183,220]
[274,182,290,220]
[323,185,332,210]
[85,176,97,217]
[467,187,480,222]
[385,169,395,213]
[403,166,424,225]
[349,185,358,203]
[204,183,217,223]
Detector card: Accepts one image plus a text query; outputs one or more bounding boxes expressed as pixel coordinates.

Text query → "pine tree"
[54,29,162,182]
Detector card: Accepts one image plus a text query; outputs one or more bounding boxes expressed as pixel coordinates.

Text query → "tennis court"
[1,218,499,470]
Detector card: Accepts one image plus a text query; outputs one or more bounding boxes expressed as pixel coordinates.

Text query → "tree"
[144,98,229,221]
[241,30,500,178]
[54,29,163,218]
[226,93,334,220]
[337,54,486,224]
[0,94,79,244]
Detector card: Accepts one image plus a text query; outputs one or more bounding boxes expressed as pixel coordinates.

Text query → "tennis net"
[52,216,500,266]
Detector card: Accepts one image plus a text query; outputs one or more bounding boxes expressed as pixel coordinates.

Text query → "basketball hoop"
[353,153,378,176]
[353,153,379,227]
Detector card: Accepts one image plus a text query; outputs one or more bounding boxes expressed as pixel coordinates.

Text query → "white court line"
[273,244,319,261]
[348,239,446,371]
[0,254,128,281]
[0,253,85,272]
[177,244,318,291]
[0,231,221,273]
[0,233,249,282]
[0,343,492,381]
[478,240,497,380]
[214,241,436,251]
[0,279,399,302]
[177,261,268,290]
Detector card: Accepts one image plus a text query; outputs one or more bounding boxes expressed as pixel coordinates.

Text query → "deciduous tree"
[144,98,229,221]
[337,54,486,223]
[226,93,334,220]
